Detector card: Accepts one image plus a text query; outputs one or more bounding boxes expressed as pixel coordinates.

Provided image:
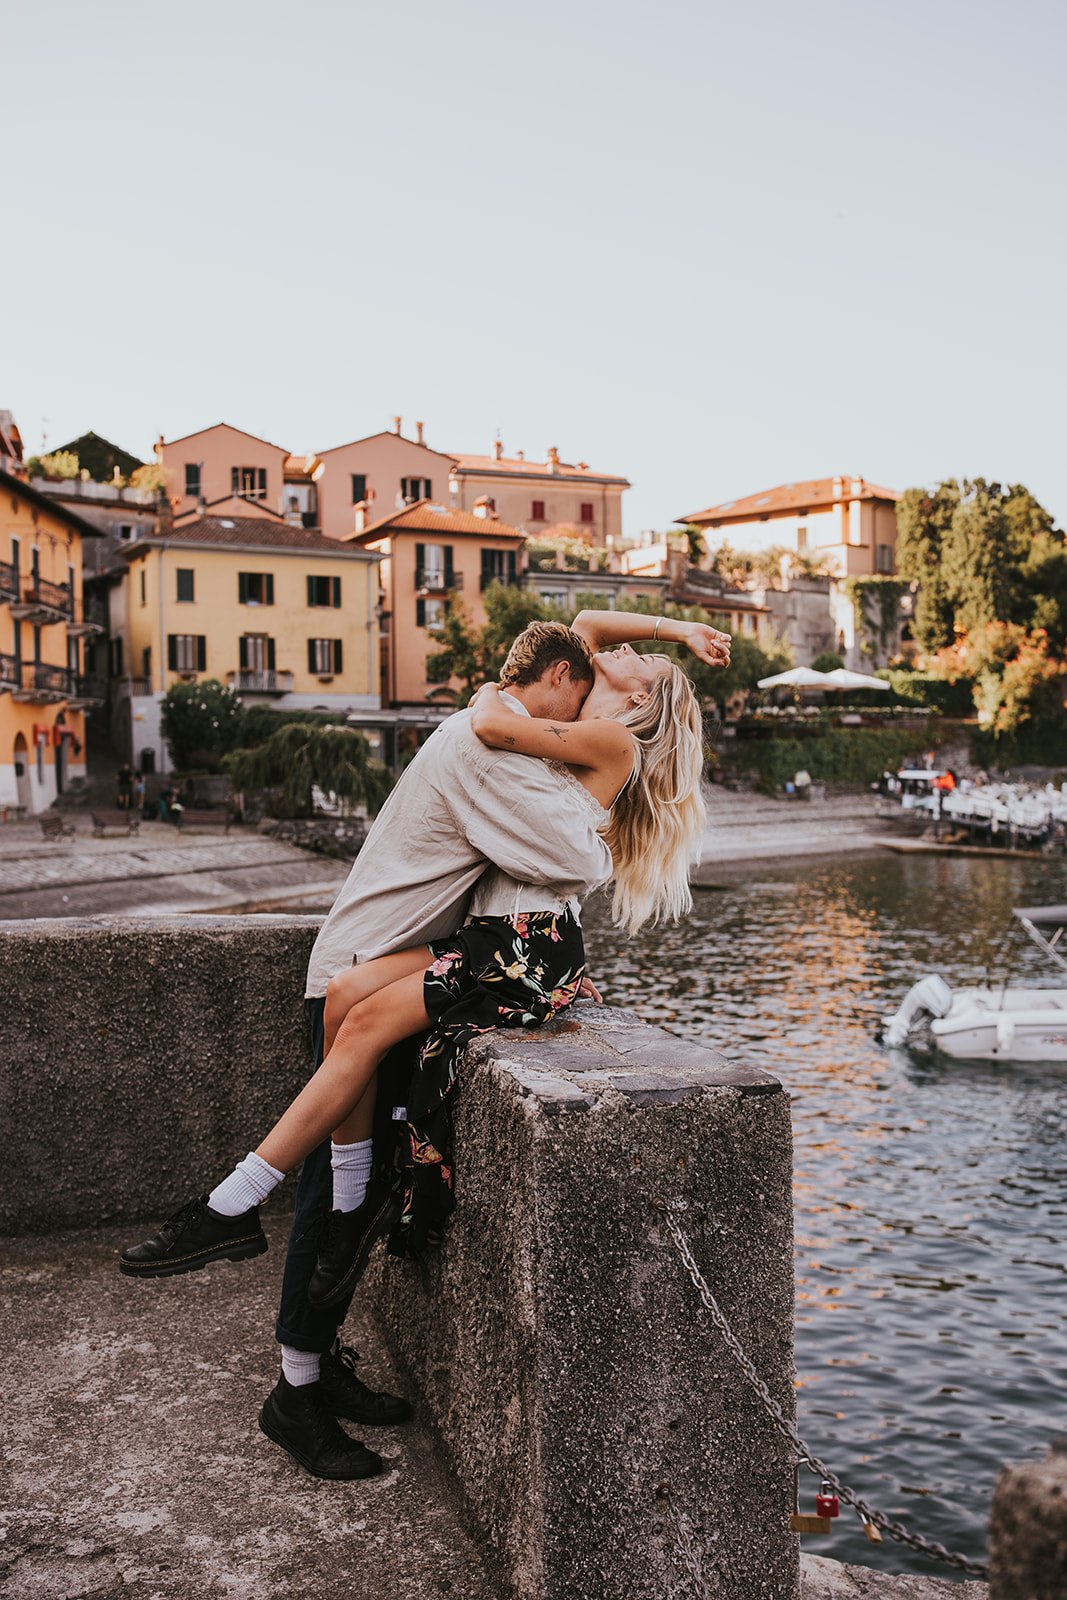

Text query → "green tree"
[426,584,562,703]
[223,723,393,818]
[25,450,80,482]
[812,652,845,673]
[160,679,247,771]
[895,483,959,651]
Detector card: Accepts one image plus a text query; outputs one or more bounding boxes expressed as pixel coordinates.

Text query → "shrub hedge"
[720,726,943,794]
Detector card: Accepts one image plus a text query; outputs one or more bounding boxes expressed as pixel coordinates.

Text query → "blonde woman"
[120,612,726,1320]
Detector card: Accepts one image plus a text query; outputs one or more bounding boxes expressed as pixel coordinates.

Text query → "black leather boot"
[119,1195,267,1279]
[258,1374,384,1479]
[307,1173,403,1308]
[319,1345,414,1425]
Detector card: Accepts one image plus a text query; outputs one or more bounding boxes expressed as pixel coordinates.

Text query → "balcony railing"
[10,576,73,623]
[415,568,464,593]
[0,651,18,689]
[227,669,294,696]
[68,674,107,707]
[10,663,73,703]
[0,559,17,603]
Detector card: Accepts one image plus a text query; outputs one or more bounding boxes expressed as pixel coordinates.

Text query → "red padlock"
[815,1481,840,1519]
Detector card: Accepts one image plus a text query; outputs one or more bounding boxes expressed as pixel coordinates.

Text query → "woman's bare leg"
[256,968,432,1173]
[322,947,432,1142]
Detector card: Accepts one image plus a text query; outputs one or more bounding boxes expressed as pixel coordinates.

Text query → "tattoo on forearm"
[548,726,567,741]
[503,735,516,746]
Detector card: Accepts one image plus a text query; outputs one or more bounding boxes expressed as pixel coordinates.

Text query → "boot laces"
[159,1196,206,1245]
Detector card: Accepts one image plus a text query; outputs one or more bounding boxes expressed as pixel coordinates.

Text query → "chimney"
[196,495,208,518]
[494,439,504,461]
[354,500,369,533]
[392,416,402,436]
[415,421,424,445]
[577,461,588,472]
[548,446,560,474]
[850,476,864,496]
[154,434,165,461]
[832,475,844,498]
[473,496,494,520]
[516,449,525,462]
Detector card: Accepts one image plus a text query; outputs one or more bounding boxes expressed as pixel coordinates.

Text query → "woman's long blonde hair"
[603,661,707,935]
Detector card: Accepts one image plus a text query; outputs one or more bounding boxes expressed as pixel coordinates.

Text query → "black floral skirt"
[384,908,585,1259]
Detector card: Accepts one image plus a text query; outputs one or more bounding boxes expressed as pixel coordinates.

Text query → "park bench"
[175,808,232,833]
[39,811,75,841]
[91,810,141,838]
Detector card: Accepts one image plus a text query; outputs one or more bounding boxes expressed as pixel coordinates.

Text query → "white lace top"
[467,754,634,923]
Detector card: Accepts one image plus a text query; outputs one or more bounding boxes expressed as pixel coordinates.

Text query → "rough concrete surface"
[0,1214,498,1600]
[697,791,888,872]
[365,1005,798,1600]
[0,915,322,1232]
[801,1554,988,1598]
[988,1447,1067,1599]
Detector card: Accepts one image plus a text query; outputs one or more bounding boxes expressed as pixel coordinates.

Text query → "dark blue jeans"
[273,997,421,1354]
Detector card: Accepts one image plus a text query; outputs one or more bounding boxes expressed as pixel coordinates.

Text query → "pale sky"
[6,0,1065,534]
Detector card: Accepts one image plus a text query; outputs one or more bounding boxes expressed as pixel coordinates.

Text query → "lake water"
[582,852,1067,1580]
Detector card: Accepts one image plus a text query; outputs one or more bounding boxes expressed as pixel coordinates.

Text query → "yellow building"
[1,468,105,816]
[109,509,381,775]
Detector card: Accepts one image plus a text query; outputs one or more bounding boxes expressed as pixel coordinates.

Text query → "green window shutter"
[307,575,315,607]
[167,634,177,671]
[238,572,247,604]
[416,598,426,628]
[507,551,517,584]
[231,467,239,495]
[415,543,425,582]
[334,639,343,673]
[239,636,248,669]
[331,576,341,608]
[444,545,454,587]
[266,573,274,605]
[307,639,316,673]
[197,636,206,671]
[267,637,276,670]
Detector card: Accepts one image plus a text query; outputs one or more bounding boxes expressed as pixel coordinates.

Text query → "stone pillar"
[988,1441,1067,1600]
[364,1005,798,1600]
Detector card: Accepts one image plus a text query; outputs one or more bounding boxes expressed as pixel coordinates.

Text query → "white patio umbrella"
[756,666,835,689]
[821,667,891,691]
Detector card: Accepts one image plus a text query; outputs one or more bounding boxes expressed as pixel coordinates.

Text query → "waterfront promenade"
[0,791,888,920]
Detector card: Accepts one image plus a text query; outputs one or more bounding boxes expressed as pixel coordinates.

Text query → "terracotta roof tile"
[346,499,524,543]
[681,476,900,526]
[121,514,376,558]
[450,452,629,487]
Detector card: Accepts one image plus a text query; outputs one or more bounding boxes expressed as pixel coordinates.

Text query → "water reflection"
[583,854,1067,1576]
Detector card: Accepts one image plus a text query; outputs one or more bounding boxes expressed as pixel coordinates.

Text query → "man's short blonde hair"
[499,622,594,688]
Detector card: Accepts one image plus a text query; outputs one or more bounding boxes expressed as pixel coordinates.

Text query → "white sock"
[207,1150,285,1217]
[331,1138,373,1213]
[280,1346,321,1387]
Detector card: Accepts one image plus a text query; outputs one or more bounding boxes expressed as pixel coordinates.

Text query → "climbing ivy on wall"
[842,577,909,663]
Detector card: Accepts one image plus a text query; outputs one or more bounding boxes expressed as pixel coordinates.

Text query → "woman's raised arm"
[570,610,730,668]
[470,685,632,771]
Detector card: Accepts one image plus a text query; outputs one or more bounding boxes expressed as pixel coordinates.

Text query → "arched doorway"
[13,733,32,814]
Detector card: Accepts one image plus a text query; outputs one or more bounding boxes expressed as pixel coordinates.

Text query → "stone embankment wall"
[0,916,799,1600]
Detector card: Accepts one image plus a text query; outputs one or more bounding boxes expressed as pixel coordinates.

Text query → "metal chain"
[664,1211,989,1581]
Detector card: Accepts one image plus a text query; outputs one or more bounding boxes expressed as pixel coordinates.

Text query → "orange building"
[155,423,291,520]
[1,468,105,816]
[449,442,630,547]
[347,499,526,706]
[679,475,901,579]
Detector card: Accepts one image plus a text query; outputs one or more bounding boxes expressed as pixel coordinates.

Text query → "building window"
[417,597,448,629]
[797,525,808,551]
[185,463,201,498]
[239,634,276,672]
[238,571,275,605]
[306,574,341,608]
[232,466,268,501]
[480,548,518,591]
[351,474,367,504]
[176,568,195,603]
[308,638,343,674]
[139,568,146,606]
[142,646,151,678]
[167,634,206,672]
[539,589,568,608]
[531,500,545,521]
[579,502,595,524]
[876,543,894,574]
[109,637,124,676]
[401,477,432,503]
[415,542,454,591]
[117,523,135,541]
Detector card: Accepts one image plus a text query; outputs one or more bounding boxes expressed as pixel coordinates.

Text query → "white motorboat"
[883,907,1067,1063]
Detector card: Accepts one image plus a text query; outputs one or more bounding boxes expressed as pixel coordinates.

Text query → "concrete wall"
[0,917,799,1600]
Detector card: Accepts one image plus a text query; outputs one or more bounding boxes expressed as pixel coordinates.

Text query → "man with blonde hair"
[260,620,608,1480]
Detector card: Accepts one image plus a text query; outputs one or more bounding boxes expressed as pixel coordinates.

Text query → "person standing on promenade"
[116,762,133,811]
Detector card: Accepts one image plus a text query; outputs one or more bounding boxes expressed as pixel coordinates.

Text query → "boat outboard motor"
[883,974,954,1045]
